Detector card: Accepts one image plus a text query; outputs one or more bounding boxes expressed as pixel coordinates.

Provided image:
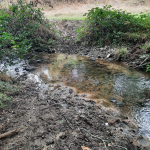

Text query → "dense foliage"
[0,0,57,64]
[77,5,150,47]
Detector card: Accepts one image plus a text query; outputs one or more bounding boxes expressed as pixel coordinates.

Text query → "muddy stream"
[1,53,150,140]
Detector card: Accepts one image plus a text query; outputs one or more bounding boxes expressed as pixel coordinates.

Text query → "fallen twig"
[79,128,107,148]
[79,128,128,150]
[0,128,21,139]
[134,56,150,69]
[112,144,128,150]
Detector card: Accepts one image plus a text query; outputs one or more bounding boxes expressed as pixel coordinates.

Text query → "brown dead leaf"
[81,146,91,150]
[99,143,103,146]
[108,143,112,147]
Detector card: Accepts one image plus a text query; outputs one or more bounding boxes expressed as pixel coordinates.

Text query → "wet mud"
[0,80,150,150]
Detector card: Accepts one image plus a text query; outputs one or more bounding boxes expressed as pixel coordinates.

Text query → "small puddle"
[1,53,150,139]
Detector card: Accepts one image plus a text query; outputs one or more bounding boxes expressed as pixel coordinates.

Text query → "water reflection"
[1,53,150,139]
[37,53,150,138]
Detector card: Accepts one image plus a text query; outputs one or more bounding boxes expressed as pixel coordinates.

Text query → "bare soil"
[1,77,150,150]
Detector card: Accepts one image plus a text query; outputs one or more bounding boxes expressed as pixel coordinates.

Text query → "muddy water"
[1,53,150,139]
[35,53,150,138]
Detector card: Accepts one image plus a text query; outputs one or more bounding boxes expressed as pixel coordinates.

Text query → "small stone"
[124,116,129,119]
[60,134,67,139]
[46,138,54,145]
[36,60,42,63]
[56,132,66,140]
[107,54,111,58]
[116,102,123,106]
[15,68,19,72]
[25,67,36,72]
[89,58,95,61]
[42,135,45,139]
[110,98,117,103]
[105,123,108,126]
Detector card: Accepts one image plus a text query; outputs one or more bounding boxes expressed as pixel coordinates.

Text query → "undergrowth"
[0,0,57,64]
[0,73,19,107]
[76,5,150,47]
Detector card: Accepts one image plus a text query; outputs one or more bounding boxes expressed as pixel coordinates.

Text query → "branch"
[0,129,21,139]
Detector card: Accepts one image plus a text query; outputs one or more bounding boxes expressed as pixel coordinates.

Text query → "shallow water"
[1,53,150,139]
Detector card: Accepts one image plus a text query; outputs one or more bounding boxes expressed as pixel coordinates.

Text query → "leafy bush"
[76,5,150,47]
[146,65,150,72]
[0,0,57,63]
[0,79,19,107]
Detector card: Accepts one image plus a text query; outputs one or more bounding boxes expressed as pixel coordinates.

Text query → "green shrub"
[0,0,57,64]
[146,65,150,72]
[0,80,19,107]
[76,5,150,47]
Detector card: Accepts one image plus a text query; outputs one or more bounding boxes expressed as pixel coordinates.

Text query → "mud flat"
[0,70,150,149]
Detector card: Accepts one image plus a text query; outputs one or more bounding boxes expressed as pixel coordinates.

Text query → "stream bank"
[52,20,150,71]
[0,53,150,150]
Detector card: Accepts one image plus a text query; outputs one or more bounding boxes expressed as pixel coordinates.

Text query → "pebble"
[105,123,108,126]
[15,68,19,72]
[116,102,123,106]
[110,98,117,103]
[36,60,42,63]
[25,67,36,72]
[46,138,54,145]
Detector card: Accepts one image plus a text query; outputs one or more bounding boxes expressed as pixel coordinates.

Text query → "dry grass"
[1,0,150,21]
[142,41,150,52]
[0,73,11,83]
[115,47,129,60]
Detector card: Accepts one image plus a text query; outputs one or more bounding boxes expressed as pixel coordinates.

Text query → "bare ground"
[0,77,150,150]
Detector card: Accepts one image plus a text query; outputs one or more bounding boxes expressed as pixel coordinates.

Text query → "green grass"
[46,13,86,20]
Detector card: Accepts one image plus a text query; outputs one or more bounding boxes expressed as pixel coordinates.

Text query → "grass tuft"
[115,47,128,60]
